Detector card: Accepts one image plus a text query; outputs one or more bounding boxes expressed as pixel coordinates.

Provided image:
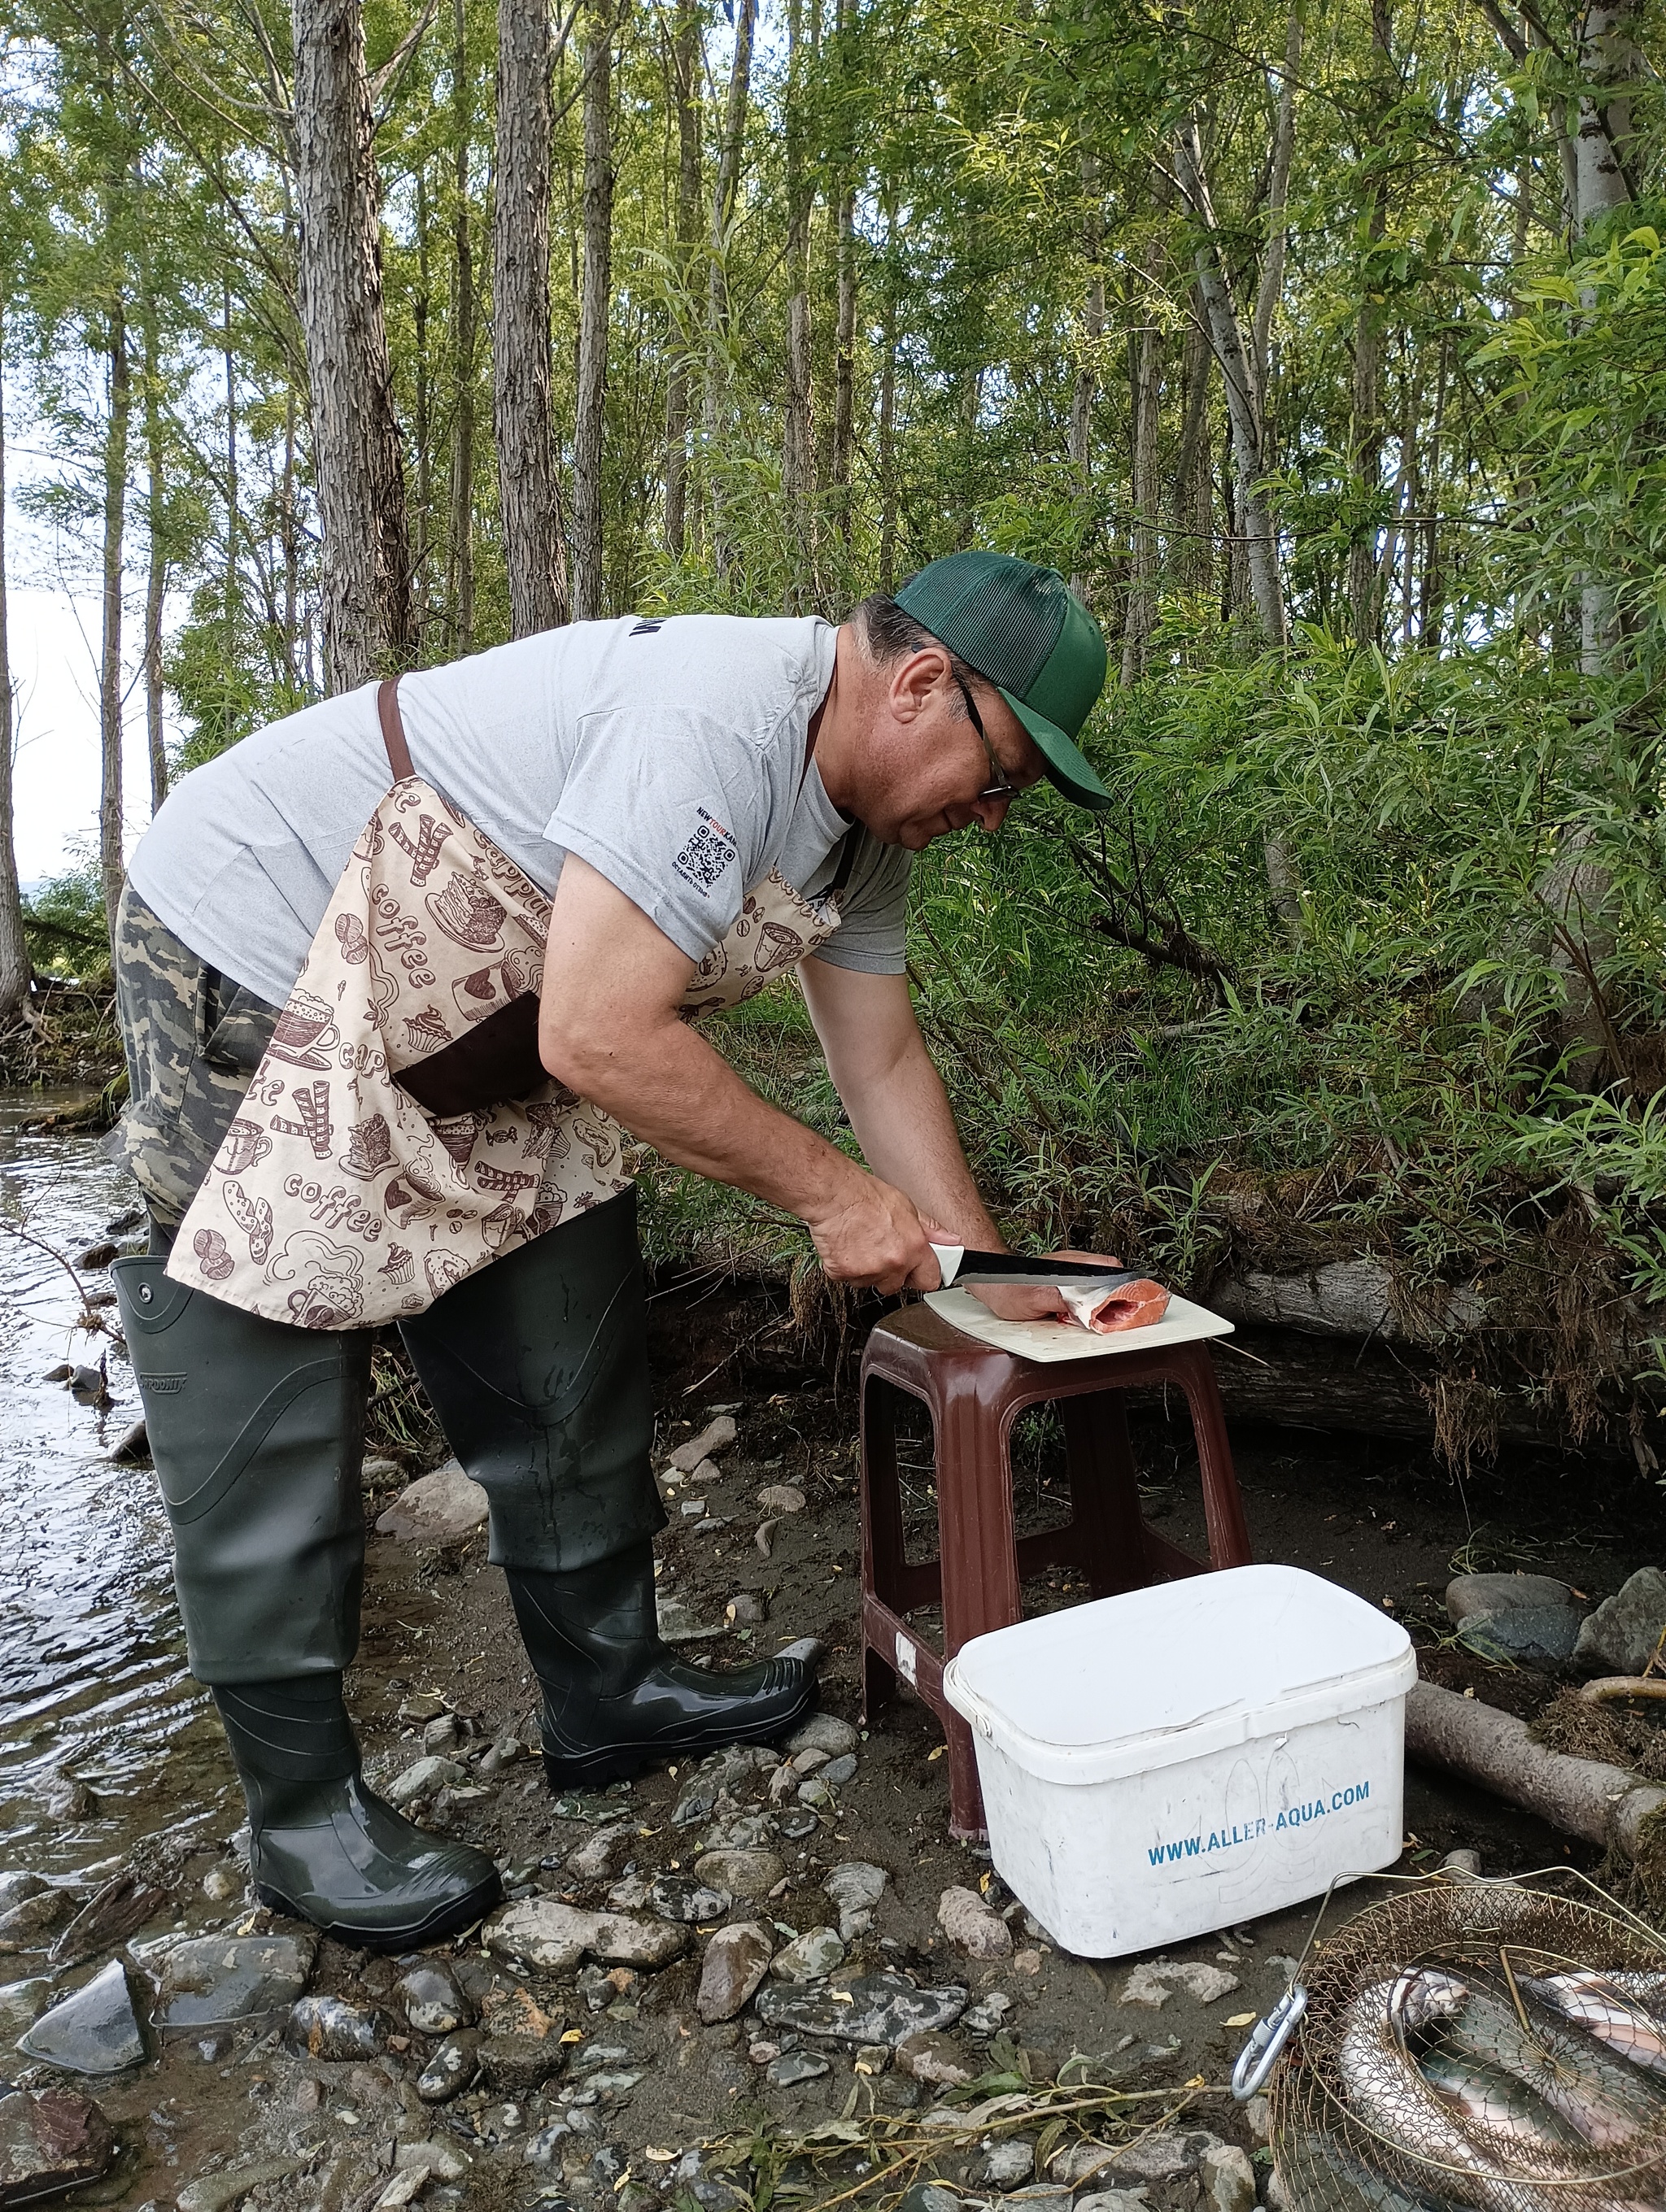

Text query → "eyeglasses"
[953,676,1021,803]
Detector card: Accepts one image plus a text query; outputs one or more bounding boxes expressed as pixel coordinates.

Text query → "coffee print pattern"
[168,749,851,1326]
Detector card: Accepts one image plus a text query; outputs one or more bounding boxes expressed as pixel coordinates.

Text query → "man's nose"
[970,795,1014,832]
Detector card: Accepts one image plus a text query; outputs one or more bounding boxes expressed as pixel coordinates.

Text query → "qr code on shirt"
[674,821,736,895]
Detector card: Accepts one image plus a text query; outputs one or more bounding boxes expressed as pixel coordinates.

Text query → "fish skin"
[1338,1974,1544,2212]
[1419,2048,1585,2153]
[1524,1973,1666,2079]
[1443,1988,1666,2151]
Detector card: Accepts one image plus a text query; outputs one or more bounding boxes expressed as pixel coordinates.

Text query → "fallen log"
[1405,1679,1666,1871]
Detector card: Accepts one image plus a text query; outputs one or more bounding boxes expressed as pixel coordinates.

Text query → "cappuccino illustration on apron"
[169,682,855,1329]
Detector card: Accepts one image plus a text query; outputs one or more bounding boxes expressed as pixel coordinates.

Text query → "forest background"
[0,0,1661,1465]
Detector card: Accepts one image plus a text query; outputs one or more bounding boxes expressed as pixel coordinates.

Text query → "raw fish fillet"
[1058,1278,1171,1332]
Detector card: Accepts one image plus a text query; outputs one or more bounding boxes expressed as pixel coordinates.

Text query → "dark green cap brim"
[1001,691,1114,809]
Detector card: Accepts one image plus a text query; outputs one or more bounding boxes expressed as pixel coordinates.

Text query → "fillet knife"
[930,1245,1140,1291]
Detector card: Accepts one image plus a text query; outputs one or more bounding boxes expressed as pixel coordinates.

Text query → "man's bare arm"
[537,854,940,1291]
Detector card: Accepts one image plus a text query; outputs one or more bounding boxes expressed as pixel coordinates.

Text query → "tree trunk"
[783,0,813,599]
[290,0,416,688]
[494,0,569,635]
[100,303,130,942]
[702,0,756,574]
[1573,0,1635,672]
[448,0,476,652]
[1345,0,1390,645]
[1120,318,1162,685]
[1172,116,1285,647]
[0,312,32,1025]
[876,202,898,597]
[1069,150,1105,601]
[663,0,700,558]
[414,165,432,633]
[572,0,615,620]
[1251,0,1302,407]
[1174,297,1213,597]
[141,285,167,814]
[831,186,856,541]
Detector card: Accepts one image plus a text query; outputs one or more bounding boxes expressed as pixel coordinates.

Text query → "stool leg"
[860,1373,905,1722]
[935,1374,1022,1838]
[1175,1344,1252,1567]
[1059,1394,1147,1598]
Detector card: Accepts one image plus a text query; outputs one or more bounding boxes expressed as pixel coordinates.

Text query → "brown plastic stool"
[859,1300,1251,1838]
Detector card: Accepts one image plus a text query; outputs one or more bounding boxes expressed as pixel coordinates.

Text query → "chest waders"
[114,1187,812,1949]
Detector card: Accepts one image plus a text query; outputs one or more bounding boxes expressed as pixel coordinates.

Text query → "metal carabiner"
[1231,1982,1307,2101]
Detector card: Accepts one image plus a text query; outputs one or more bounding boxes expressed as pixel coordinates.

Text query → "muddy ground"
[7,1270,1665,2212]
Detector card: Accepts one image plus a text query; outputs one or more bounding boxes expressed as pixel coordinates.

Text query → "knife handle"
[929,1243,963,1287]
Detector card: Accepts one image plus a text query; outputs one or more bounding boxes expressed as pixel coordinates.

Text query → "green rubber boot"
[399,1191,813,1783]
[113,1255,500,1949]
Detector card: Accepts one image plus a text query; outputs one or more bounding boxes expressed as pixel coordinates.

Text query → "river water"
[0,1094,235,1879]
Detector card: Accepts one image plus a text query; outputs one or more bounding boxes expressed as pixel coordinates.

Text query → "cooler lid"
[941,1564,1416,1786]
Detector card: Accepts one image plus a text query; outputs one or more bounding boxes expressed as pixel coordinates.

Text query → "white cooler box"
[942,1563,1416,1958]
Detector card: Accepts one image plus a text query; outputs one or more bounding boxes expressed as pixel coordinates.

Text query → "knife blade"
[930,1244,1140,1291]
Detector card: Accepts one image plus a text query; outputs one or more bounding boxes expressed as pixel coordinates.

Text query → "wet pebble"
[964,1989,1014,2034]
[651,1875,731,1924]
[770,1926,844,1983]
[283,1992,392,2062]
[822,1860,888,1941]
[0,2088,116,2200]
[819,1753,857,1787]
[725,1592,766,1625]
[1201,2145,1258,2212]
[384,1754,469,1808]
[756,1970,968,2049]
[394,1957,473,2036]
[155,1932,316,2037]
[776,1809,819,1841]
[478,2031,568,2098]
[766,2049,829,2088]
[696,1922,774,2024]
[694,1848,783,1900]
[566,1821,633,1880]
[416,2028,481,2102]
[20,1959,148,2075]
[0,1871,50,1909]
[486,1896,688,1972]
[896,2029,975,2086]
[422,1712,463,1753]
[0,1888,69,1951]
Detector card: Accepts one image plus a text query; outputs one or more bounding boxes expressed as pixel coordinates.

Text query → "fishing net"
[1270,1879,1666,2212]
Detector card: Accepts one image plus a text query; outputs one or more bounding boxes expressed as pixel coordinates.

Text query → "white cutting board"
[923,1286,1234,1364]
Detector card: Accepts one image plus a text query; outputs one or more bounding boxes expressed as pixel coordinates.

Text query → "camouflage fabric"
[113,885,282,1228]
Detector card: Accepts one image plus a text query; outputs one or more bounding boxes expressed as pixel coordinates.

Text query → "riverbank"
[4,1181,1665,2206]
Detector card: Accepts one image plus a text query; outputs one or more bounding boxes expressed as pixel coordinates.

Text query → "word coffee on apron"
[168,690,851,1329]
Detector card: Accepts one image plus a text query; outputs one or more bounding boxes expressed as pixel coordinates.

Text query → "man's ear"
[888,646,949,726]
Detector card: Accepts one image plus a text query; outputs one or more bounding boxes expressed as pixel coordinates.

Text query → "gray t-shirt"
[130,614,913,1008]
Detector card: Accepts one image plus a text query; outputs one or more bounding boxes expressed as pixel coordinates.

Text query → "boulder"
[0,2088,114,2203]
[697,1923,774,2023]
[374,1461,489,1544]
[154,1932,316,2037]
[18,1960,147,2074]
[755,1970,967,2049]
[938,1885,1012,1960]
[1575,1567,1666,1676]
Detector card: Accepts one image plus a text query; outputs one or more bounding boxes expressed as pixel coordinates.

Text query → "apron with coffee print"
[168,680,857,1330]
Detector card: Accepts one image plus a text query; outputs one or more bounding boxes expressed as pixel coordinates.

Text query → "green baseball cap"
[895,551,1111,808]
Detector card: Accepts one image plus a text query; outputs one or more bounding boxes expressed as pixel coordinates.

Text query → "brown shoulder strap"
[377,677,415,783]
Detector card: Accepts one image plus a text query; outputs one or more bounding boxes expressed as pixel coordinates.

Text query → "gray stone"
[896,2189,962,2212]
[1200,2144,1258,2212]
[566,1823,633,1881]
[524,2121,571,2167]
[0,2087,114,2198]
[819,1754,857,1787]
[981,2140,1036,2188]
[385,1754,469,1807]
[698,1812,774,1854]
[374,1461,489,1544]
[151,1933,316,2039]
[756,1970,968,2049]
[201,1864,242,1904]
[1577,1567,1666,1676]
[1050,2145,1140,2188]
[668,1416,738,1473]
[416,2030,481,2102]
[770,1926,845,1983]
[176,2157,312,2212]
[0,1889,69,1953]
[0,1977,50,2040]
[486,1897,688,1972]
[670,2148,748,2212]
[786,1714,858,1759]
[395,1959,473,2036]
[651,1875,732,1925]
[766,2049,831,2088]
[1076,2196,1154,2212]
[698,1923,775,2023]
[757,1483,806,1514]
[1003,2191,1073,2212]
[1119,1962,1238,2007]
[695,1848,783,1901]
[1101,2129,1226,2182]
[0,1875,49,1911]
[798,1779,835,1809]
[823,1860,888,1941]
[896,2030,976,2087]
[394,2137,473,2184]
[18,1960,146,2075]
[726,1592,766,1626]
[283,1993,392,2061]
[1450,1575,1585,1667]
[964,1991,1014,2035]
[478,2032,568,2098]
[605,1873,651,1910]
